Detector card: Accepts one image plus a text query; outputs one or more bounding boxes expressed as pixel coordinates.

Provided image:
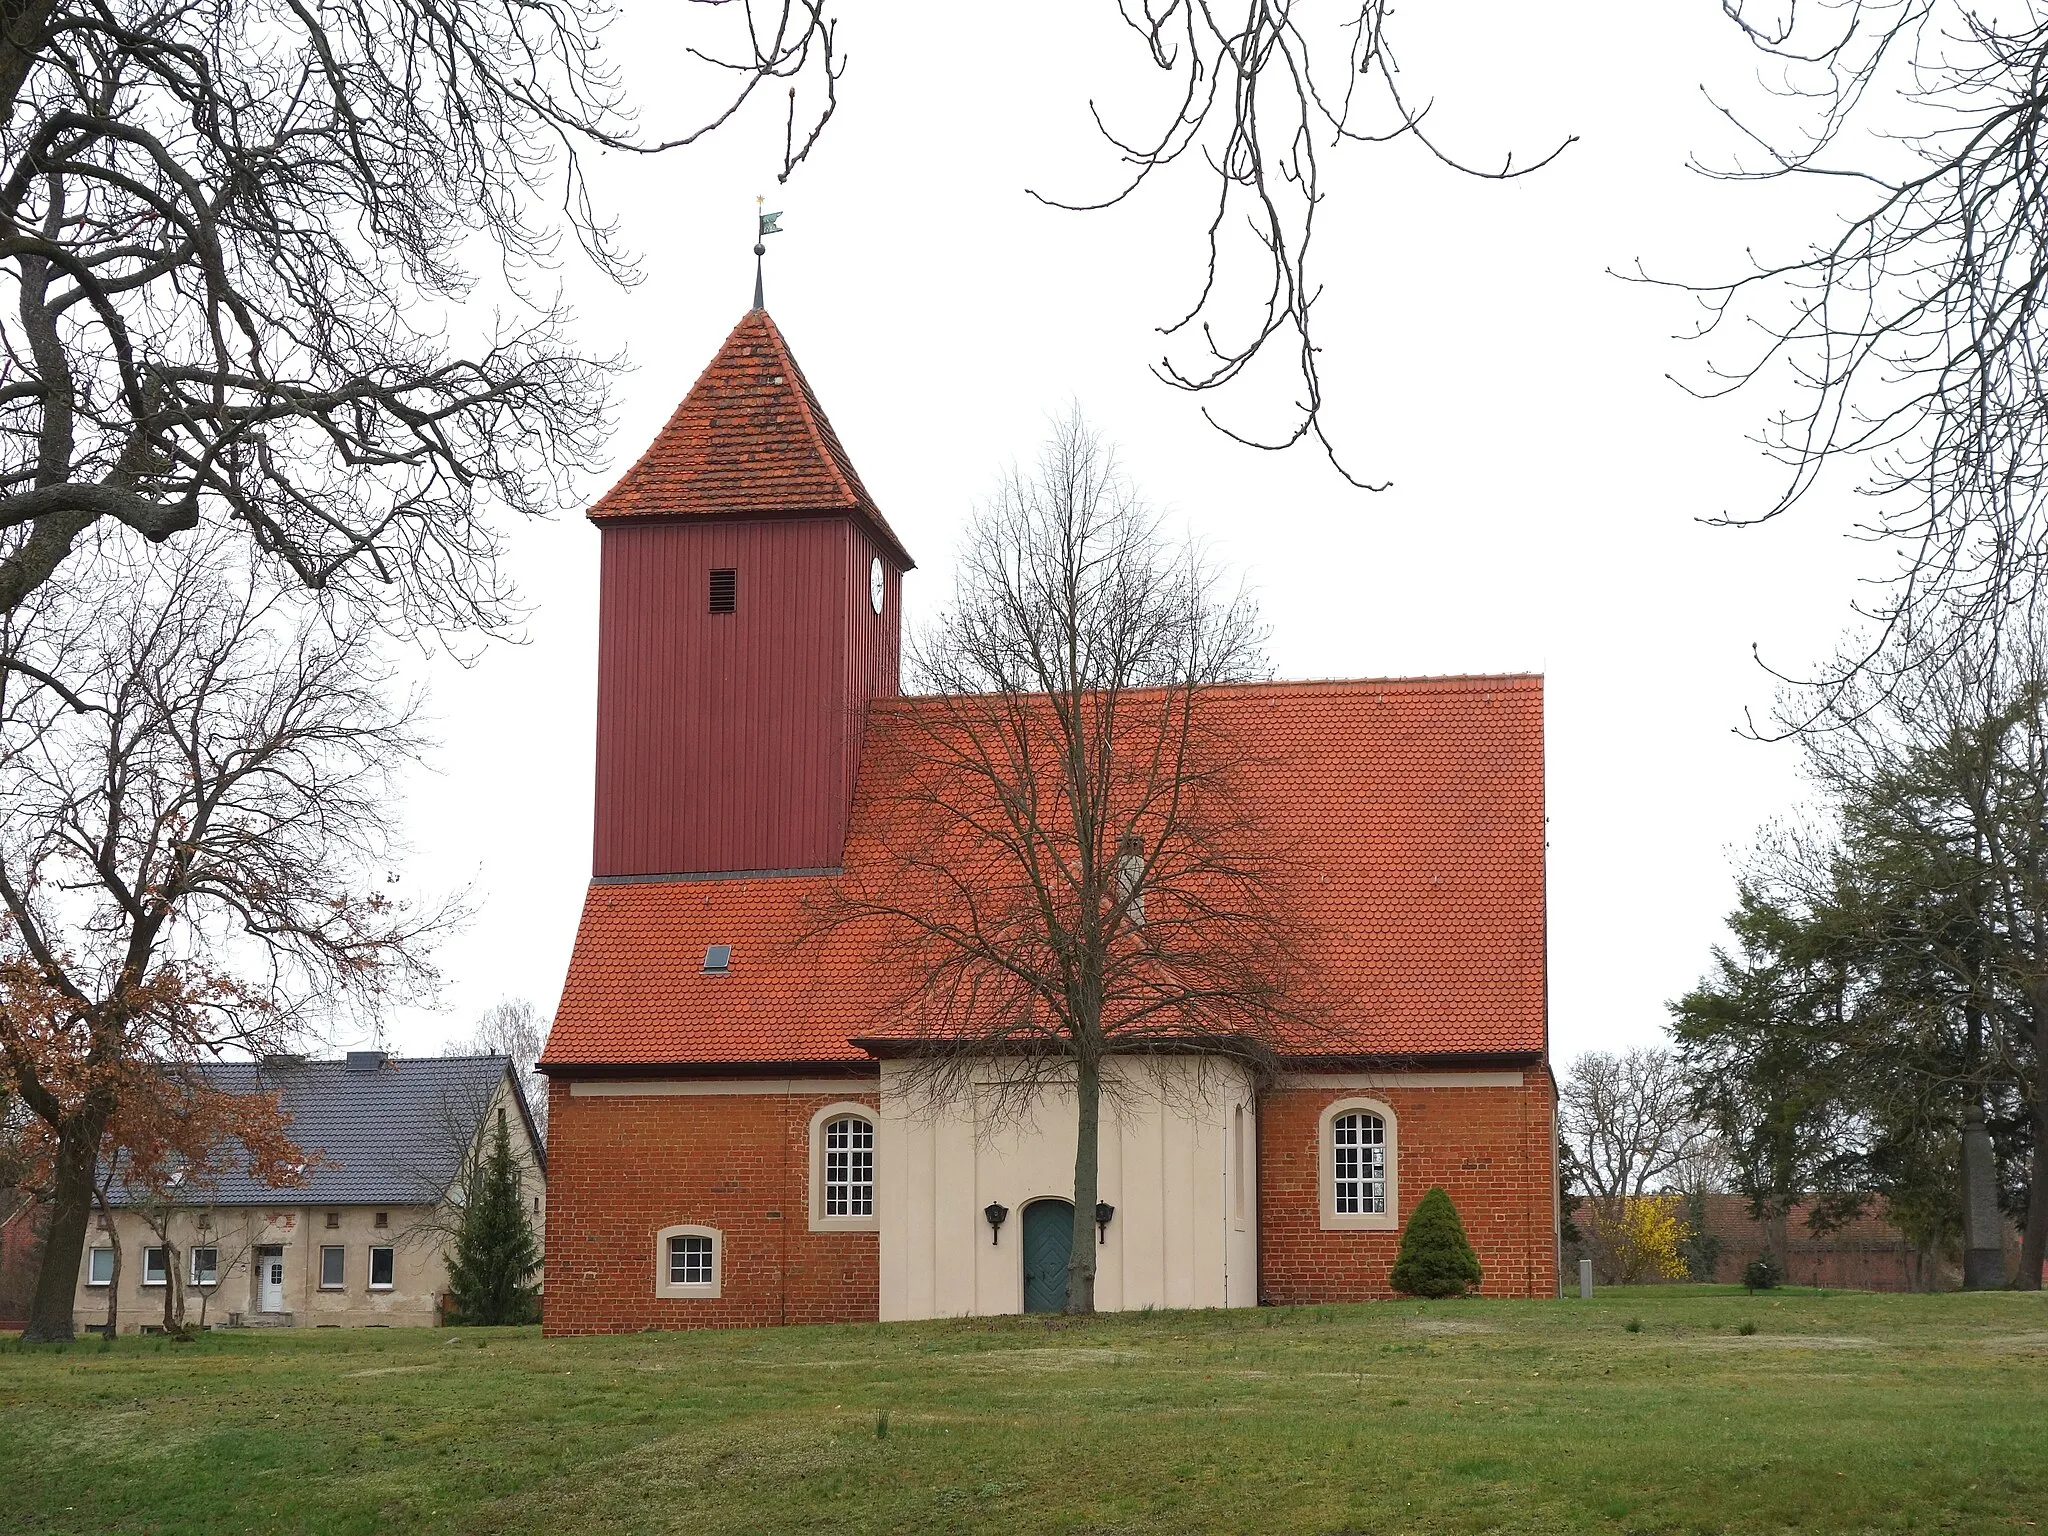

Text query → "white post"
[1578,1258,1593,1300]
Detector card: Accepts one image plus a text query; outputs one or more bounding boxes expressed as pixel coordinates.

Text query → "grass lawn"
[3,1286,2045,1534]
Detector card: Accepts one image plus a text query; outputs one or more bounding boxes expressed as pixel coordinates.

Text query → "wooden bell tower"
[587,308,914,878]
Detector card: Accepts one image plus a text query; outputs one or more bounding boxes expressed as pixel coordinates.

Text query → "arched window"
[808,1102,881,1231]
[823,1115,873,1217]
[1318,1097,1400,1231]
[1332,1112,1386,1215]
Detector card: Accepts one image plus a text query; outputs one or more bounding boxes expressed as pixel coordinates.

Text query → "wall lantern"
[1095,1202,1115,1244]
[984,1202,1009,1245]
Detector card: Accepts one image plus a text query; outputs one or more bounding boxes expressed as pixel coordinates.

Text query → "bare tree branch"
[1662,2,2048,718]
[1033,3,1572,487]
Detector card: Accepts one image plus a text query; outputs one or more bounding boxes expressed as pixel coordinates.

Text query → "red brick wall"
[542,1082,879,1335]
[1258,1073,1558,1303]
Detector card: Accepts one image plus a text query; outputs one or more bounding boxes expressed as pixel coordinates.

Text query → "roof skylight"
[703,944,731,973]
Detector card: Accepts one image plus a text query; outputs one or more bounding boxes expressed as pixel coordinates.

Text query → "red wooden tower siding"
[589,309,913,878]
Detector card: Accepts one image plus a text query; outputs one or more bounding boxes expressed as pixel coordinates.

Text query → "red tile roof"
[586,309,913,569]
[542,675,1546,1071]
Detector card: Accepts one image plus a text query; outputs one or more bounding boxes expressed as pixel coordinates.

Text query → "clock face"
[869,556,885,615]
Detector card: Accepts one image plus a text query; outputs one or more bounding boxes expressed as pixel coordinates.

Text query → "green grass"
[3,1286,2045,1533]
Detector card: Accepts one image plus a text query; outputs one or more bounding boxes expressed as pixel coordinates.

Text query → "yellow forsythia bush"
[1605,1195,1692,1284]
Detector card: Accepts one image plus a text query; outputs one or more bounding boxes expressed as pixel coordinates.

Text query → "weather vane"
[753,195,783,311]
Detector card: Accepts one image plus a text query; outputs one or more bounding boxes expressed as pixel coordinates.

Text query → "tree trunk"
[94,1187,120,1336]
[161,1236,180,1333]
[21,1111,102,1342]
[2019,1051,2047,1291]
[1767,1205,1791,1275]
[1066,1054,1101,1314]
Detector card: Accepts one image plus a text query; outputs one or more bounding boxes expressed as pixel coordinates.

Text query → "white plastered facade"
[878,1055,1258,1321]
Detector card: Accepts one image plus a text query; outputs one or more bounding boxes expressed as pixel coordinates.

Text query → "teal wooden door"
[1021,1199,1074,1314]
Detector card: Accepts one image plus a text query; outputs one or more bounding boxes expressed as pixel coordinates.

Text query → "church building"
[537,306,1559,1334]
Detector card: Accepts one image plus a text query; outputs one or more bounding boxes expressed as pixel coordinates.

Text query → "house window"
[325,1210,340,1229]
[373,1211,389,1230]
[824,1116,873,1218]
[670,1235,713,1285]
[1333,1114,1386,1215]
[708,567,737,614]
[141,1247,168,1286]
[808,1103,881,1231]
[189,1247,219,1287]
[652,1225,722,1299]
[1318,1097,1400,1232]
[320,1246,345,1289]
[86,1247,115,1287]
[369,1246,395,1289]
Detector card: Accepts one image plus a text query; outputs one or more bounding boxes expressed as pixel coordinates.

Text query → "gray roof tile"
[106,1055,526,1207]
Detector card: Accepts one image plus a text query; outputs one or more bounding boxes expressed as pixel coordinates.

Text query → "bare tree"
[1670,3,2048,708]
[0,534,449,1341]
[814,410,1307,1314]
[448,999,549,1140]
[1560,1047,1719,1282]
[1560,1048,1713,1202]
[0,0,865,636]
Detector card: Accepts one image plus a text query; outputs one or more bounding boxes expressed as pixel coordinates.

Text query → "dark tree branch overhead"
[0,0,849,630]
[1030,2,1573,489]
[1664,1,2048,715]
[0,0,1566,626]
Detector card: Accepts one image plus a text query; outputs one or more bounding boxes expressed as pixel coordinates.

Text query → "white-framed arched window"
[808,1102,879,1232]
[1318,1096,1399,1231]
[653,1224,722,1299]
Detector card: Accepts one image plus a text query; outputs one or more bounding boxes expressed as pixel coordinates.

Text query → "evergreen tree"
[1390,1187,1483,1298]
[445,1113,540,1325]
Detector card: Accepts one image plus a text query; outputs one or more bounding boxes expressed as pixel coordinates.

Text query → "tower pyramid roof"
[587,309,913,568]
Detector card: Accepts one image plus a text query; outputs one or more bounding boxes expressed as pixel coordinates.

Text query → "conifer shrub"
[1389,1187,1483,1298]
[1742,1255,1782,1294]
[445,1113,541,1325]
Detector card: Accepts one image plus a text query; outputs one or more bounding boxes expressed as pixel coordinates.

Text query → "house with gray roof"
[74,1052,545,1333]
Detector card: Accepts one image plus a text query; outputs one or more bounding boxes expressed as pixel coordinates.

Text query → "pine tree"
[1390,1186,1483,1298]
[445,1112,541,1325]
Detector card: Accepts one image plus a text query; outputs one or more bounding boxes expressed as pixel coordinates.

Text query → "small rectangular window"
[702,944,731,973]
[189,1247,219,1287]
[373,1210,389,1229]
[141,1247,168,1286]
[320,1245,345,1289]
[369,1246,395,1289]
[668,1234,714,1286]
[708,567,737,614]
[325,1210,340,1229]
[86,1247,115,1286]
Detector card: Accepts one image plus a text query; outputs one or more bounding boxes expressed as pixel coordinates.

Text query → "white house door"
[258,1249,285,1312]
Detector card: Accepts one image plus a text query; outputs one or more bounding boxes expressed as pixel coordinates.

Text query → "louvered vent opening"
[708,568,737,614]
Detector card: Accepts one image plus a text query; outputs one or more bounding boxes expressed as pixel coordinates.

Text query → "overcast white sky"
[379,2,1891,1068]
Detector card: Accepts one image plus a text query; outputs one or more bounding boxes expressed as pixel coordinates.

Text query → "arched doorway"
[1021,1198,1074,1313]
